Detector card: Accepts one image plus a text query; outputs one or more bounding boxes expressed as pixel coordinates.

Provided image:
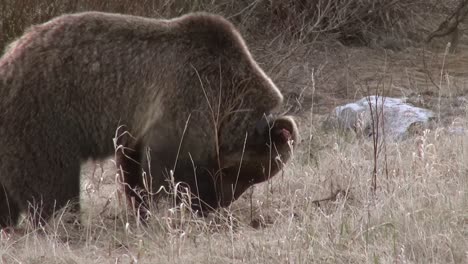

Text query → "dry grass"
[1,0,468,263]
[1,116,466,263]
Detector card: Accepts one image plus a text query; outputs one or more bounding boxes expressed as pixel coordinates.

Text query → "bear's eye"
[254,113,273,135]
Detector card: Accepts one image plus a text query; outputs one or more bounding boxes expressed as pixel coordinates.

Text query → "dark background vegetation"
[1,0,431,51]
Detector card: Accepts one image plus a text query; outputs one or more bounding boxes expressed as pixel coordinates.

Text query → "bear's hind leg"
[25,158,82,228]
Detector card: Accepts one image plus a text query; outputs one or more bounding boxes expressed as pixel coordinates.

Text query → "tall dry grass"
[1,115,466,263]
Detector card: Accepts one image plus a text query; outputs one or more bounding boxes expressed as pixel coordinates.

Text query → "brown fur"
[0,11,298,227]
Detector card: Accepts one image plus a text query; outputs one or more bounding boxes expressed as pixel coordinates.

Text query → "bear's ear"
[270,116,299,147]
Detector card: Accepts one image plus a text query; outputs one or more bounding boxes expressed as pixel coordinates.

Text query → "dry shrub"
[1,0,432,52]
[263,0,423,44]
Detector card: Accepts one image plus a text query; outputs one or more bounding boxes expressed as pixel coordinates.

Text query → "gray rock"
[326,96,435,140]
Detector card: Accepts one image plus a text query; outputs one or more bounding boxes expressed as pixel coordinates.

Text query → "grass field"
[0,1,467,263]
